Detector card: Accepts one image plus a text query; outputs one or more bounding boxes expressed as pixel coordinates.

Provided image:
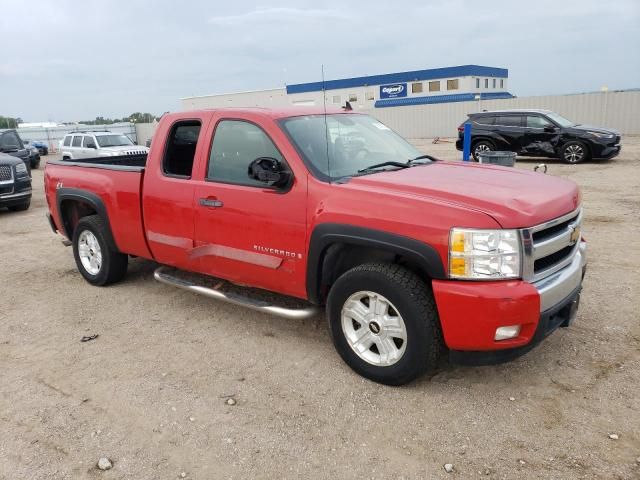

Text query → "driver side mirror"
[86,142,97,149]
[543,125,557,133]
[248,157,291,188]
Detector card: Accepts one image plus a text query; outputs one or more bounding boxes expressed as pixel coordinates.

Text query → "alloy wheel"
[341,291,407,366]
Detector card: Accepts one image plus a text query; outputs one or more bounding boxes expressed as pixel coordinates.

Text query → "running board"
[153,266,319,320]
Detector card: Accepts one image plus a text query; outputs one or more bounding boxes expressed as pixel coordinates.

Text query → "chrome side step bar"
[153,266,320,320]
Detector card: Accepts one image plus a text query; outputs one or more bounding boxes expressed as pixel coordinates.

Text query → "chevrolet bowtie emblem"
[569,224,581,245]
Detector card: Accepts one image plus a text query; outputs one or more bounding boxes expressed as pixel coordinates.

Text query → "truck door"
[143,117,208,270]
[192,117,308,299]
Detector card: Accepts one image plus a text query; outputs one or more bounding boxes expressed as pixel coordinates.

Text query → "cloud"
[0,0,638,121]
[208,7,348,26]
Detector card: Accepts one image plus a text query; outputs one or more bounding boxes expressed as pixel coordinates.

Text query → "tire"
[471,140,494,162]
[327,263,443,386]
[560,141,589,164]
[72,215,128,286]
[31,159,39,169]
[9,200,30,212]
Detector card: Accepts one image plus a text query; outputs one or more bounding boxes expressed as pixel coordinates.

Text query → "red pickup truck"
[44,108,587,385]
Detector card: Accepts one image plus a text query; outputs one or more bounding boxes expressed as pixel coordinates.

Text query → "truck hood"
[347,162,580,228]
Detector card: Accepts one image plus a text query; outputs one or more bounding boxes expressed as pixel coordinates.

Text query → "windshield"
[545,112,575,128]
[280,114,423,180]
[95,134,134,147]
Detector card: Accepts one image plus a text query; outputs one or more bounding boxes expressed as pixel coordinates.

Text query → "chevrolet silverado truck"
[44,108,587,385]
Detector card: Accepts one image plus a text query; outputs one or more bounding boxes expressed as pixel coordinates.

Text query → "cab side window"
[163,121,201,178]
[83,136,96,148]
[207,120,285,186]
[72,136,82,147]
[63,136,72,147]
[527,116,553,129]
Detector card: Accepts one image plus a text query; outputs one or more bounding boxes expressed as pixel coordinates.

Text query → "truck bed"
[44,154,152,259]
[48,153,147,171]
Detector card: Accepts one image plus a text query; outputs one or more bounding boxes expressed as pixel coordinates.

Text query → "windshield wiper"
[357,161,409,174]
[407,154,438,164]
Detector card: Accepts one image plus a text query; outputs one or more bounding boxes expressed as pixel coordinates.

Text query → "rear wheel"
[72,215,128,286]
[472,140,494,161]
[327,263,442,386]
[561,141,589,164]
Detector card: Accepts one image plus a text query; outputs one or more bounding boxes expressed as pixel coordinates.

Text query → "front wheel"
[72,215,128,286]
[327,263,442,386]
[561,141,589,164]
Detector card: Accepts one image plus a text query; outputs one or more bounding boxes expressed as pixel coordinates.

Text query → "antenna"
[322,64,331,182]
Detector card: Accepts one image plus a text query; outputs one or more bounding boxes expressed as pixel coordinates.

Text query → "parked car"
[0,129,31,173]
[23,139,49,156]
[456,109,621,164]
[45,108,586,385]
[60,131,148,160]
[0,152,32,211]
[25,144,41,169]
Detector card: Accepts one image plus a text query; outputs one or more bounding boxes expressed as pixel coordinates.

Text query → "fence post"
[462,122,472,161]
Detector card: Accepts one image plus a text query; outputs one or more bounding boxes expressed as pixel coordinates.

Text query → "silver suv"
[61,131,148,160]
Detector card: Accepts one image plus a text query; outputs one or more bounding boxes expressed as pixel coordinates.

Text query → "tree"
[0,116,21,128]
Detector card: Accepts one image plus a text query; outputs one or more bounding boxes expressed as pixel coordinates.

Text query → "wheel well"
[472,137,495,148]
[317,243,433,303]
[59,199,97,239]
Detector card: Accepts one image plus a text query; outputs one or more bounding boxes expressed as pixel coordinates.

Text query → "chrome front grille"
[521,208,583,283]
[0,165,13,183]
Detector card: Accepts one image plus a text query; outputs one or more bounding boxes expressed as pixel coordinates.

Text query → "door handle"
[199,198,224,208]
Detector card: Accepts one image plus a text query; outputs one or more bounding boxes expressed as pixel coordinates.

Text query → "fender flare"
[56,187,119,252]
[306,223,446,304]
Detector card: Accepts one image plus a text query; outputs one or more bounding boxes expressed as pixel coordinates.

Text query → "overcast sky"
[1,0,638,121]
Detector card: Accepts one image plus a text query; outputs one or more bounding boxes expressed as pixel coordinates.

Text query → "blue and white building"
[181,65,513,111]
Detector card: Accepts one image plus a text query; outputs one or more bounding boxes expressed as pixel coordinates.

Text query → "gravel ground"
[1,138,639,479]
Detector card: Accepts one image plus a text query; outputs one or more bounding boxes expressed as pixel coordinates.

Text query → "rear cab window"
[72,136,82,147]
[163,121,202,178]
[63,136,72,147]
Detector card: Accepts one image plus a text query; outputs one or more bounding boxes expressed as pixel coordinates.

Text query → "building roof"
[286,65,508,95]
[375,91,514,108]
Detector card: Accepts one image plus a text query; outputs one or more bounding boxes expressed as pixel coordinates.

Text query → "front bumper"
[433,241,587,365]
[0,189,32,208]
[594,144,621,160]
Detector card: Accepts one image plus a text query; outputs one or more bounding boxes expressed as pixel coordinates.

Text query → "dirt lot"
[1,138,639,480]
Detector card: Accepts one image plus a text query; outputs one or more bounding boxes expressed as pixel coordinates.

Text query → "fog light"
[495,325,521,341]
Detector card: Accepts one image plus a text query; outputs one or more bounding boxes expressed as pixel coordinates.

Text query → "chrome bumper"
[533,241,587,312]
[0,189,32,200]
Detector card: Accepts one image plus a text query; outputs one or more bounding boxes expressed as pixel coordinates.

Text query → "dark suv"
[0,129,31,172]
[456,109,621,164]
[0,152,32,211]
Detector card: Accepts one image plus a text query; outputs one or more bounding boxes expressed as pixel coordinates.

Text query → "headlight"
[449,228,521,279]
[15,162,28,174]
[587,131,614,139]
